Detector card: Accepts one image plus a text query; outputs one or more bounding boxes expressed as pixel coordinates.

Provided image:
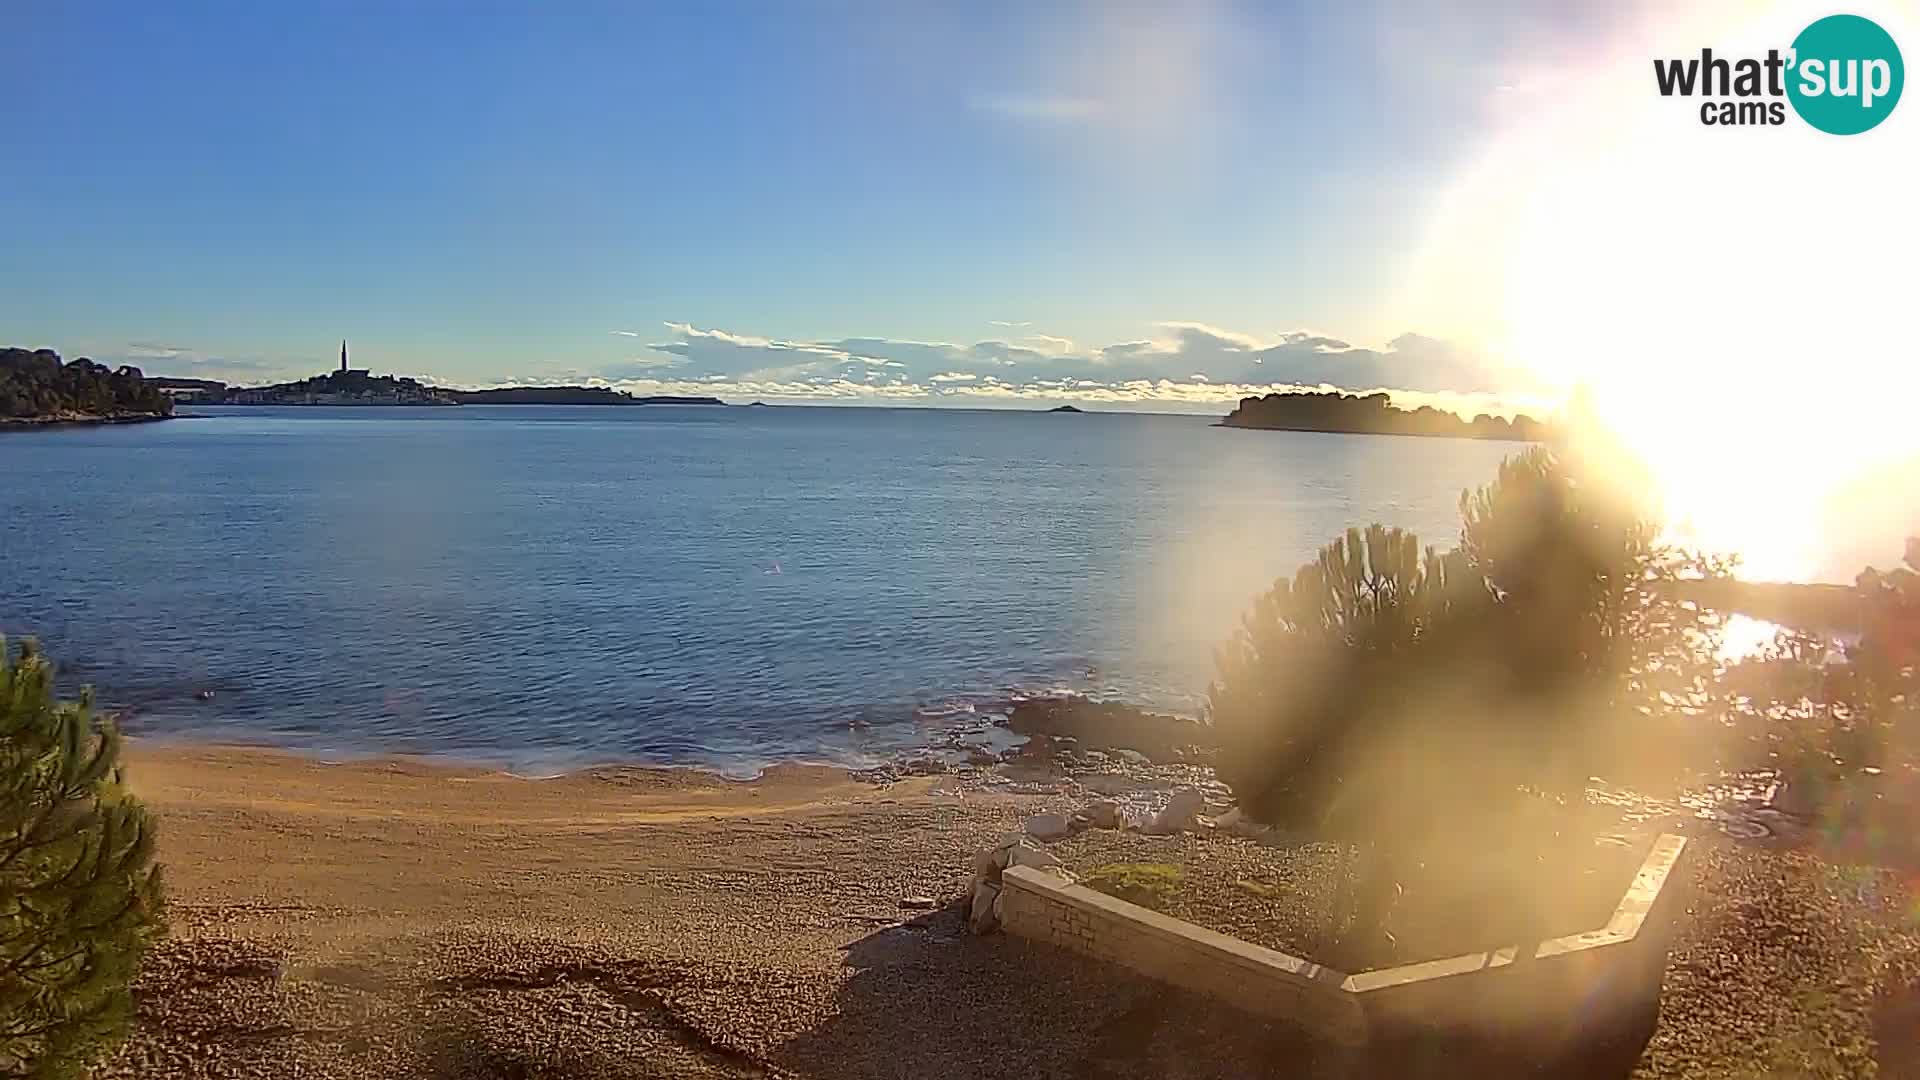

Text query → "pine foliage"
[1,638,163,1079]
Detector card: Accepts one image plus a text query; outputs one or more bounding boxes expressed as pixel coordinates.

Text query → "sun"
[1401,2,1920,582]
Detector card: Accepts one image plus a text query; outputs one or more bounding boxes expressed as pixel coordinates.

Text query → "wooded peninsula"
[1221,390,1547,441]
[1,348,174,425]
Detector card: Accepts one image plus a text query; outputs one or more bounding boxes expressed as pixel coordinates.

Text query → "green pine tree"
[1,638,164,1078]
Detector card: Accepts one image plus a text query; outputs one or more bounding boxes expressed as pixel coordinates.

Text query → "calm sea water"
[1,406,1518,772]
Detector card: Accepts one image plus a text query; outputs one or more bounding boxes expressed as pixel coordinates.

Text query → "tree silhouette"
[0,349,172,421]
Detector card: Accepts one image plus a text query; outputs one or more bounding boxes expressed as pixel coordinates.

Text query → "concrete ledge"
[999,833,1688,1050]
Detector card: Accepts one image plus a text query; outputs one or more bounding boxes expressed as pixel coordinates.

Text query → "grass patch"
[1083,863,1185,911]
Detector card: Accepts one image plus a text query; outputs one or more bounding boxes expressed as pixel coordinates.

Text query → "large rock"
[969,880,1002,934]
[1006,843,1063,872]
[1025,812,1074,841]
[1083,799,1122,830]
[1005,696,1215,764]
[1145,787,1207,835]
[974,832,1021,876]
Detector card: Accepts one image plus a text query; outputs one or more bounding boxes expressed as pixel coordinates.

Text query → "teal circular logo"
[1787,14,1904,134]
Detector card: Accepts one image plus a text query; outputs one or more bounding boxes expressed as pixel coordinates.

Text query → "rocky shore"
[1004,696,1215,764]
[0,410,171,428]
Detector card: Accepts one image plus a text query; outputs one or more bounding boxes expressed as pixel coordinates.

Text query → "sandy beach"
[102,743,1920,1079]
[104,743,1117,1079]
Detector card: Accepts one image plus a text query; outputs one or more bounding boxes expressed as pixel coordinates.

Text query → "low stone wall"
[998,863,1365,1042]
[999,833,1689,1053]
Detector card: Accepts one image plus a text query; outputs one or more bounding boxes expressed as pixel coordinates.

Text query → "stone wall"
[998,834,1689,1054]
[999,866,1365,1043]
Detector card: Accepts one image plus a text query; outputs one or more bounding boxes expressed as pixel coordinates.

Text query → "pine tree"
[1,638,163,1078]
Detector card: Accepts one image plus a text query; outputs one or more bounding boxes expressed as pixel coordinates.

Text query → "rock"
[1083,799,1122,830]
[1213,807,1243,830]
[1146,787,1207,835]
[1765,775,1820,820]
[1004,696,1215,763]
[1025,813,1073,841]
[976,831,1026,875]
[964,747,999,767]
[1112,749,1151,766]
[969,880,1002,933]
[899,896,937,910]
[1005,843,1063,872]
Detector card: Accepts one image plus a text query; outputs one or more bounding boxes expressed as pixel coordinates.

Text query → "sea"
[1,405,1519,775]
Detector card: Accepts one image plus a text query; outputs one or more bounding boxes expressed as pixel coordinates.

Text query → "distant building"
[338,339,368,379]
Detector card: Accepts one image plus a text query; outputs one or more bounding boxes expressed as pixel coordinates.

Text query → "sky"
[5,0,1919,577]
[4,1,1621,411]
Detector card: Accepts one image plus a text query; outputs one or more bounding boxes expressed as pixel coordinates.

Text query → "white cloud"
[1019,334,1075,356]
[609,329,642,337]
[126,341,195,359]
[619,320,1544,415]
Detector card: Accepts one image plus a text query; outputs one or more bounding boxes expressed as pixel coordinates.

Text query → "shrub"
[1209,446,1730,964]
[1,638,164,1078]
[1082,863,1184,911]
[1727,537,1920,838]
[1209,523,1485,832]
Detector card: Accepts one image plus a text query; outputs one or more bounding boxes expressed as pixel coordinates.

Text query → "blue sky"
[0,0,1889,416]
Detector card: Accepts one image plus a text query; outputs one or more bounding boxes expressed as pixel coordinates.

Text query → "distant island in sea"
[1220,390,1548,442]
[155,342,724,408]
[2,347,174,426]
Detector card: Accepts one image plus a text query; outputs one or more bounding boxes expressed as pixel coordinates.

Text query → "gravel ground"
[91,744,1920,1079]
[1634,840,1920,1080]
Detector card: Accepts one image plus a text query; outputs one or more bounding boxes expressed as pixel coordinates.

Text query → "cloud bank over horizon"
[102,318,1550,417]
[580,319,1547,415]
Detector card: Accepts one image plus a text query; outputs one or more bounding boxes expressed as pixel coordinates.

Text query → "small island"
[1047,404,1085,413]
[1220,390,1547,442]
[2,347,174,426]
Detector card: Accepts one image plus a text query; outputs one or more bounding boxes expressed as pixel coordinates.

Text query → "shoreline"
[122,732,887,784]
[0,411,171,429]
[1212,419,1541,442]
[120,740,915,824]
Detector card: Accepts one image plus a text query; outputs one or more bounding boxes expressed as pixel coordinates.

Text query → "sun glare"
[1406,2,1920,581]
